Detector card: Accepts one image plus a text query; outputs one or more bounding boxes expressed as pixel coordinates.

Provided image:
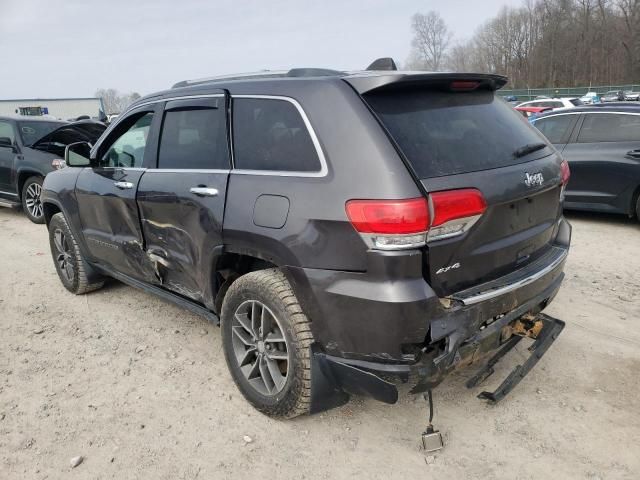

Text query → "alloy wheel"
[231,300,290,396]
[25,182,43,219]
[53,228,75,283]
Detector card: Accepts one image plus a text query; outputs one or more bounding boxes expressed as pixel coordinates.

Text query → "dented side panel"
[137,171,229,305]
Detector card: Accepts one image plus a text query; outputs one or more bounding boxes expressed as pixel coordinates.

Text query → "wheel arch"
[17,170,44,200]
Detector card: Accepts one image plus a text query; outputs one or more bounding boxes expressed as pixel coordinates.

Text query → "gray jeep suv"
[41,67,571,419]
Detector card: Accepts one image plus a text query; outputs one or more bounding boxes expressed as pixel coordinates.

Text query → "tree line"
[408,0,640,88]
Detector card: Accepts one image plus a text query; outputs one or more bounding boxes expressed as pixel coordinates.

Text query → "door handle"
[625,150,640,159]
[114,181,134,189]
[189,187,219,197]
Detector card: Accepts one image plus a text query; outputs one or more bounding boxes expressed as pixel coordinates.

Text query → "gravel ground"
[1,207,639,480]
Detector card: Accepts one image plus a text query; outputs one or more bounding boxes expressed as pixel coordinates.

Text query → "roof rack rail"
[172,71,288,88]
[172,67,347,88]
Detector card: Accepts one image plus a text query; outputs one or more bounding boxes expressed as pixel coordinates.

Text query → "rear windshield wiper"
[513,143,547,158]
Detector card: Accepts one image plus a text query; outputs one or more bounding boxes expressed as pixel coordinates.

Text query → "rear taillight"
[428,189,486,241]
[345,189,487,250]
[450,81,480,91]
[51,158,66,170]
[345,198,429,250]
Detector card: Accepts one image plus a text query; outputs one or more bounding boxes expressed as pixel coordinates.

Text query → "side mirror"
[65,141,92,167]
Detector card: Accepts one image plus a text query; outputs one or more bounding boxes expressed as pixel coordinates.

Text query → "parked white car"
[580,92,601,104]
[517,97,583,110]
[624,91,640,101]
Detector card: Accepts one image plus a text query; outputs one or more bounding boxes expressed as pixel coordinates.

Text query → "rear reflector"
[345,198,429,234]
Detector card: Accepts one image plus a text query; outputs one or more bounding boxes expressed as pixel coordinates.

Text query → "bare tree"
[423,0,640,88]
[408,11,453,71]
[95,88,142,114]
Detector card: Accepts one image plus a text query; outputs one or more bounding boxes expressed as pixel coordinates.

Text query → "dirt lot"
[1,207,639,480]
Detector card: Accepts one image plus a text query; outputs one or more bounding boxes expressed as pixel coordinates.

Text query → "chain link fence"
[500,85,640,101]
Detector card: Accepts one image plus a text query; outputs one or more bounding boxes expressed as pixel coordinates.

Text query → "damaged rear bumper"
[307,251,568,413]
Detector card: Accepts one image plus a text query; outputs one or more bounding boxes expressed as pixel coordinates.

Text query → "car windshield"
[17,121,66,146]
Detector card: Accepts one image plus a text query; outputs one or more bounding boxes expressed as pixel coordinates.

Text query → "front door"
[0,120,18,195]
[76,108,158,280]
[137,93,230,304]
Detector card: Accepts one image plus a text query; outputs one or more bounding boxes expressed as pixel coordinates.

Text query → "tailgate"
[363,83,566,297]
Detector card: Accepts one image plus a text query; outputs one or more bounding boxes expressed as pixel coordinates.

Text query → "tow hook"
[421,390,444,452]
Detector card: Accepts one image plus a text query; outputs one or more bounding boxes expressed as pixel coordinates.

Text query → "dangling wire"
[424,389,434,426]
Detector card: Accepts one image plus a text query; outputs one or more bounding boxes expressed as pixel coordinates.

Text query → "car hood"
[31,121,106,152]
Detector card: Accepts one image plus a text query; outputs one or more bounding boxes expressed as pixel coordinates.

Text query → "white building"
[0,97,105,121]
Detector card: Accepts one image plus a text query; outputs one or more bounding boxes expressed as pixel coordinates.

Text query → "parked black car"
[532,105,640,219]
[41,68,570,419]
[0,116,106,223]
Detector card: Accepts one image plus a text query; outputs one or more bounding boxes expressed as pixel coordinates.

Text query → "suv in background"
[0,116,105,223]
[532,105,640,220]
[41,68,570,419]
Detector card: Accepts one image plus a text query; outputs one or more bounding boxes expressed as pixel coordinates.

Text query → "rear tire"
[48,212,105,294]
[636,195,640,221]
[221,269,313,418]
[21,176,45,224]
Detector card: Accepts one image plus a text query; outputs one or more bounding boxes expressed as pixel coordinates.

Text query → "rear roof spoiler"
[344,73,508,95]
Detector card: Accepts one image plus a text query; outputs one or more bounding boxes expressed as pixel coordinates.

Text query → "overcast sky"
[1,0,520,99]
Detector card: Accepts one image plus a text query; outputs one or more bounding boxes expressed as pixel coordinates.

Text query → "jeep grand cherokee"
[41,67,570,418]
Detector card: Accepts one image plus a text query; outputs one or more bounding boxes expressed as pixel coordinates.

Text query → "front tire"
[221,269,313,418]
[21,176,45,224]
[48,213,105,294]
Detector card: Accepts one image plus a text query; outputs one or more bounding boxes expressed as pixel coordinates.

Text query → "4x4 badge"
[524,172,544,187]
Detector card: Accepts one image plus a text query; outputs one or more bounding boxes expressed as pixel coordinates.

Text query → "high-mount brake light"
[345,189,487,250]
[450,81,480,91]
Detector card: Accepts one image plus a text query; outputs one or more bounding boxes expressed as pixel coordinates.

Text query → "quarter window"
[100,112,153,168]
[577,113,640,143]
[232,98,321,172]
[158,108,229,169]
[0,121,15,145]
[533,115,576,144]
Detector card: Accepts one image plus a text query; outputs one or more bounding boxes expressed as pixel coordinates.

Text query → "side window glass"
[578,113,640,143]
[533,115,575,144]
[0,121,15,147]
[232,98,321,172]
[552,102,564,108]
[99,112,153,168]
[158,108,229,169]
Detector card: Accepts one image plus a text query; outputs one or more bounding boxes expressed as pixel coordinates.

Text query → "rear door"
[76,107,159,280]
[136,93,230,303]
[365,87,565,296]
[560,112,640,212]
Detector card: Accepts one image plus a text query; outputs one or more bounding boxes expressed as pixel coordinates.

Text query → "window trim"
[230,95,328,178]
[115,93,328,178]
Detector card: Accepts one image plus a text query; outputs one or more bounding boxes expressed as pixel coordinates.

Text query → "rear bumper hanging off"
[308,312,566,414]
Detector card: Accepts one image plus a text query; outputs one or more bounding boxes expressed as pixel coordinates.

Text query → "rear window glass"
[365,90,548,178]
[577,113,640,143]
[570,98,584,106]
[533,114,577,144]
[232,98,321,172]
